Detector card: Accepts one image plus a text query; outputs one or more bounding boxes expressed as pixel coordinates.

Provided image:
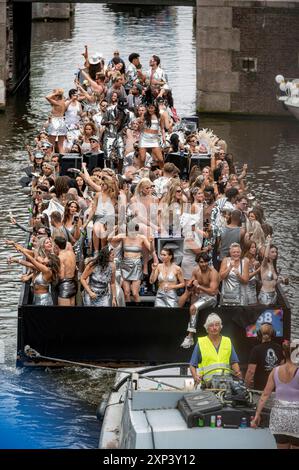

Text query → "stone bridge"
[1,0,299,115]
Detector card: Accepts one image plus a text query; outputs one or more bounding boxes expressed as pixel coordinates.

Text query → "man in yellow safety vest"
[189,313,242,385]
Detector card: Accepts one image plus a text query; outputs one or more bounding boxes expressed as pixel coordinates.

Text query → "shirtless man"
[54,236,77,306]
[180,253,219,348]
[45,88,67,154]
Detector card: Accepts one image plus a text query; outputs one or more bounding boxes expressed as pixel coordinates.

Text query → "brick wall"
[231,6,299,115]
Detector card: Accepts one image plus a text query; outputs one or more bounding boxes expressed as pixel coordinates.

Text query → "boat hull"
[99,366,277,449]
[285,102,299,120]
[17,284,290,367]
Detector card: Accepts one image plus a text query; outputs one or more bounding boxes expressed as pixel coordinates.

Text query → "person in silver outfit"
[219,242,249,306]
[149,248,184,307]
[81,246,117,307]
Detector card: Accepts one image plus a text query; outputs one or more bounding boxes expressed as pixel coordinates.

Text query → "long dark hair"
[63,200,80,225]
[48,253,61,284]
[144,102,160,128]
[89,246,111,270]
[268,244,278,275]
[161,248,174,263]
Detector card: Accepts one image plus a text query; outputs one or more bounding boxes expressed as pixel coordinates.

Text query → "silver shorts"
[33,292,53,306]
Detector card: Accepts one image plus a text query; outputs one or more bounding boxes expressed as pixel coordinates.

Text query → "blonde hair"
[134,178,152,198]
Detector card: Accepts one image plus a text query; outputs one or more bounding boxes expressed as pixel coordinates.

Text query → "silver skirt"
[139,131,160,148]
[48,117,67,136]
[258,290,277,305]
[270,400,299,438]
[155,288,178,308]
[121,257,143,281]
[83,288,111,307]
[33,292,53,306]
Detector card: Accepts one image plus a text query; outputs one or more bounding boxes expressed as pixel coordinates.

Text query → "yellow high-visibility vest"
[197,336,232,380]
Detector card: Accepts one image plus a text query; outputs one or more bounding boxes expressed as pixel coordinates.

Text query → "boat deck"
[100,367,276,449]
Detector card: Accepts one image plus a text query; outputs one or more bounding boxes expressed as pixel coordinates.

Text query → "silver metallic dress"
[258,290,277,305]
[83,264,112,307]
[220,258,247,306]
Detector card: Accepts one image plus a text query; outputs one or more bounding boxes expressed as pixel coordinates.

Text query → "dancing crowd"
[6,47,289,349]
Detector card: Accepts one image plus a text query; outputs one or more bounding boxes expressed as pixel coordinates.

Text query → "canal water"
[0,4,298,448]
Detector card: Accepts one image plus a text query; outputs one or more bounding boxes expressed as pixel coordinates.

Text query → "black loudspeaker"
[83,152,106,172]
[60,154,83,176]
[156,237,184,266]
[189,154,211,172]
[165,152,189,178]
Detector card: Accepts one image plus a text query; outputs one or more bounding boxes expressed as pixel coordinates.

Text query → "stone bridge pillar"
[196,0,299,116]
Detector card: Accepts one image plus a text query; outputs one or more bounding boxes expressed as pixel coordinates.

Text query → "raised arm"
[80,163,103,192]
[261,235,272,268]
[45,90,60,106]
[14,245,53,279]
[149,263,160,284]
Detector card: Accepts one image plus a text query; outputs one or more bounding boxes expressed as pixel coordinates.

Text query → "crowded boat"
[7,46,290,342]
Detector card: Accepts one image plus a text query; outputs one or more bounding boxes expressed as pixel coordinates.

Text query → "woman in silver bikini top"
[33,272,50,290]
[158,270,177,283]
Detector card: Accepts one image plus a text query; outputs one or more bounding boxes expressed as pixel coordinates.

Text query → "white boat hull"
[285,102,299,120]
[99,366,277,450]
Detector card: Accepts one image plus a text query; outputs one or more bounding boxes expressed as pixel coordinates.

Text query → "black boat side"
[17,282,291,368]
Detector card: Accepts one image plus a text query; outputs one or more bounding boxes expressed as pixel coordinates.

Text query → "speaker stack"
[189,153,211,172]
[83,152,106,172]
[165,152,189,178]
[60,154,83,176]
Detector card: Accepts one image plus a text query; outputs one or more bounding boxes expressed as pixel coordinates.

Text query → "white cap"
[204,313,222,331]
